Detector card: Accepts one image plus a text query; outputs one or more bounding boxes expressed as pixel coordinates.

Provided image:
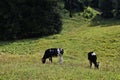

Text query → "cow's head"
[41,58,46,64]
[59,48,64,55]
[96,62,100,69]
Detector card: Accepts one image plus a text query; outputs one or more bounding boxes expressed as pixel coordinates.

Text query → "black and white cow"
[42,48,64,64]
[88,52,99,69]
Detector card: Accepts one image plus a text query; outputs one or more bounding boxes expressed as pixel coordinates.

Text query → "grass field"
[0,16,120,80]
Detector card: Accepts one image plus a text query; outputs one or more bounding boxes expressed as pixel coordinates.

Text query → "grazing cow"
[88,52,99,69]
[42,48,64,64]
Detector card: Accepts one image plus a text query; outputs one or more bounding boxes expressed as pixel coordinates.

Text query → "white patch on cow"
[92,52,96,56]
[50,49,52,52]
[57,48,60,55]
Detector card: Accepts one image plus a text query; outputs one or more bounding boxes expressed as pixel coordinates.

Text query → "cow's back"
[88,52,97,62]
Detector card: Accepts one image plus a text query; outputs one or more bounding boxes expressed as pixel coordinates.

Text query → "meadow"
[0,16,120,80]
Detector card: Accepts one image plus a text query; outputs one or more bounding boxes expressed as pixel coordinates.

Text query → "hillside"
[0,16,120,80]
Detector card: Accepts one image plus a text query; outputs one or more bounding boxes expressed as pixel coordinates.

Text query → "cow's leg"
[59,54,63,64]
[89,61,92,68]
[49,57,52,63]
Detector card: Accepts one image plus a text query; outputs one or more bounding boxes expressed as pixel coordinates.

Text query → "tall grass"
[0,16,120,80]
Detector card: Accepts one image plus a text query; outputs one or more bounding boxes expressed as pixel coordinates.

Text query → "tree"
[99,0,114,18]
[64,0,85,17]
[113,0,120,19]
[89,0,99,8]
[0,0,62,40]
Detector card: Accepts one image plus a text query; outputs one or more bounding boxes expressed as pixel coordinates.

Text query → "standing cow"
[88,52,99,69]
[42,48,64,64]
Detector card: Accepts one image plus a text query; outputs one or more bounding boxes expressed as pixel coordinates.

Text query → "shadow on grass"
[90,15,120,27]
[0,41,13,46]
[0,37,39,46]
[0,31,61,46]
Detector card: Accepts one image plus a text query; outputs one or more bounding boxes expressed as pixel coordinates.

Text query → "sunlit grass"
[0,17,120,80]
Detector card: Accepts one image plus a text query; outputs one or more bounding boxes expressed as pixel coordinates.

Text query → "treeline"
[90,0,120,18]
[0,0,62,40]
[64,0,120,18]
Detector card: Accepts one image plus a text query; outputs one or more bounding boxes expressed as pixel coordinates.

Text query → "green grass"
[0,16,120,80]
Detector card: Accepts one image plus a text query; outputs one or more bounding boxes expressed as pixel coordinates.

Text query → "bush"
[81,7,98,19]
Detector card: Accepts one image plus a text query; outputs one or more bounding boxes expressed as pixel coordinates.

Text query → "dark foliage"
[85,0,120,19]
[64,0,85,17]
[99,0,114,18]
[89,0,99,8]
[0,0,62,40]
[114,0,120,19]
[64,0,84,12]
